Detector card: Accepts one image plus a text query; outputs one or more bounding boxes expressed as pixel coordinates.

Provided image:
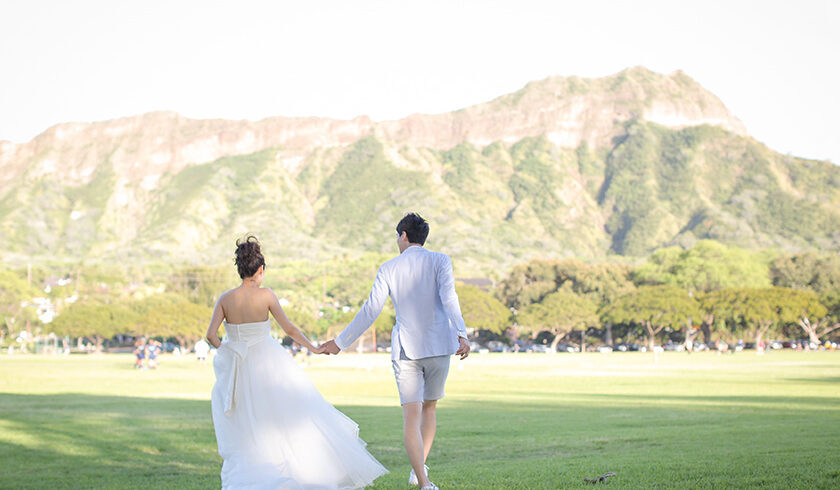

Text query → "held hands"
[309,343,327,355]
[320,339,341,355]
[456,337,471,360]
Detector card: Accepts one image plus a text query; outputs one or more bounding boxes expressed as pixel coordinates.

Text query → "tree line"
[492,241,840,350]
[1,240,838,352]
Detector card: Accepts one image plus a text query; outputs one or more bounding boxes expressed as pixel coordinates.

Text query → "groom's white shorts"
[392,351,451,405]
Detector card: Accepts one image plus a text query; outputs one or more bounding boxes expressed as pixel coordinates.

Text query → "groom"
[322,213,470,490]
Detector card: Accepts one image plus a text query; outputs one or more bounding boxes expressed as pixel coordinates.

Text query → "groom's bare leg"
[403,402,431,487]
[421,399,437,461]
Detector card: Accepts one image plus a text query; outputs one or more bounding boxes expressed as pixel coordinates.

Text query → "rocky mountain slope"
[0,67,836,275]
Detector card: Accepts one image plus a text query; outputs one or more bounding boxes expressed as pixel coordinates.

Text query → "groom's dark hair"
[396,213,429,245]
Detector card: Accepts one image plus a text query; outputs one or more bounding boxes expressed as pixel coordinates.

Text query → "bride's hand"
[310,344,327,355]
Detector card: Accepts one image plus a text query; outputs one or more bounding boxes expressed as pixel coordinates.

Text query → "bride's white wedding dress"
[211,320,388,489]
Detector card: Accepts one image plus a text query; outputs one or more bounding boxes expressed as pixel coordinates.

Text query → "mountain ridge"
[0,67,746,188]
[0,67,835,275]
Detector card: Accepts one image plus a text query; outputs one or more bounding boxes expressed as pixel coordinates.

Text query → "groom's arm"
[334,267,389,351]
[437,254,469,340]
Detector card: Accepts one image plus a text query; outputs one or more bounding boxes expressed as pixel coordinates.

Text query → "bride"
[206,236,388,489]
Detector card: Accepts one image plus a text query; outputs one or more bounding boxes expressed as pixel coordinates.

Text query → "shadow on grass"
[1,392,838,489]
[0,393,220,489]
[570,392,840,409]
[784,376,840,384]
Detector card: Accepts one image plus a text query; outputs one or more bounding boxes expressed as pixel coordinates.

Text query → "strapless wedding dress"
[211,319,388,489]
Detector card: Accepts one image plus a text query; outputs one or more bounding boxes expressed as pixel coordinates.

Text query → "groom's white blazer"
[335,245,468,360]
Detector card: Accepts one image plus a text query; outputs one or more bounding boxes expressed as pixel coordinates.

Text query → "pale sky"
[1,0,838,163]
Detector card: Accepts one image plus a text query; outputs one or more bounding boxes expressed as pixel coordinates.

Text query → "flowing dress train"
[211,320,388,489]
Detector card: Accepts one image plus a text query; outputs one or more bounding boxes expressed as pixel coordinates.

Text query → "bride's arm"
[206,296,225,348]
[267,290,324,354]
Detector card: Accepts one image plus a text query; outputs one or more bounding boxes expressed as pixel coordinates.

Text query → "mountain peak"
[377,66,745,149]
[1,68,748,189]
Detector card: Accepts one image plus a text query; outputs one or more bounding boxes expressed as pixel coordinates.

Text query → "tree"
[50,302,138,352]
[456,283,510,335]
[797,289,838,344]
[130,294,212,351]
[321,253,391,308]
[553,260,636,345]
[633,240,771,293]
[497,259,558,309]
[700,288,825,350]
[0,270,41,345]
[701,288,772,347]
[554,260,636,306]
[601,286,699,351]
[498,258,635,310]
[168,267,235,307]
[697,291,728,344]
[518,290,599,350]
[770,252,840,294]
[152,302,210,351]
[285,307,323,339]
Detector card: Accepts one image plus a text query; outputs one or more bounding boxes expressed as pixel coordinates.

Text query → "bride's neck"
[241,279,260,288]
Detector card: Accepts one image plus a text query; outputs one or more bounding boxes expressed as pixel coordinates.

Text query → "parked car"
[486,341,511,353]
[663,342,685,352]
[796,339,819,350]
[596,345,613,353]
[554,343,578,353]
[162,341,179,353]
[529,344,550,353]
[614,343,642,352]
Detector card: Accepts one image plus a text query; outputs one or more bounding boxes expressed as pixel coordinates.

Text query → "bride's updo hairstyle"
[234,235,266,279]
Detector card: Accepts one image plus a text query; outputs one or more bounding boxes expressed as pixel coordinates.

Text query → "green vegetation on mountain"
[145,148,273,234]
[0,68,837,275]
[316,136,433,249]
[598,121,840,256]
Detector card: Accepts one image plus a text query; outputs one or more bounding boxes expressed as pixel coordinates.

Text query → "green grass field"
[1,351,838,489]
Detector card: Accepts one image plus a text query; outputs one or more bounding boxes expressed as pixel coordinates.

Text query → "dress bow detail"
[215,321,271,417]
[221,340,250,416]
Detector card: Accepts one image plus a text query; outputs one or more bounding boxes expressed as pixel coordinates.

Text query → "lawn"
[0,351,838,489]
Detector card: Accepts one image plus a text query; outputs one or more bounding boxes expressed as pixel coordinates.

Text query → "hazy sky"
[1,0,838,162]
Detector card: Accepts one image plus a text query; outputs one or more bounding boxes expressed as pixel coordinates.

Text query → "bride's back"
[220,286,270,324]
[218,235,271,325]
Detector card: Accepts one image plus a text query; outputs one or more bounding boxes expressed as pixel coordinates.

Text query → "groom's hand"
[456,337,471,360]
[322,340,341,355]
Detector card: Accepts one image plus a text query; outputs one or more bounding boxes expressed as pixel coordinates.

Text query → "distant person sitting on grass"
[147,340,161,369]
[134,338,146,369]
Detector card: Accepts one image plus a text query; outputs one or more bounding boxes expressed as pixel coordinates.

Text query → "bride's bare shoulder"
[217,287,239,302]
